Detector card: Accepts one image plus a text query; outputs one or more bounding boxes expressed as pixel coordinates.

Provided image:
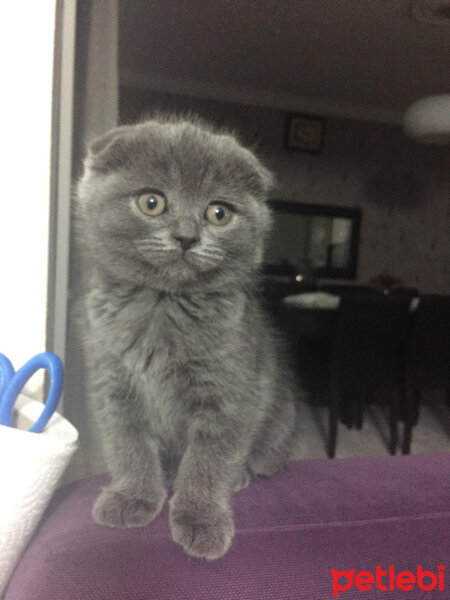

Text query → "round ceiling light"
[411,0,450,25]
[404,95,450,143]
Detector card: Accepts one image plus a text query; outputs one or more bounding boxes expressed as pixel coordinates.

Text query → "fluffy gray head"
[77,116,274,293]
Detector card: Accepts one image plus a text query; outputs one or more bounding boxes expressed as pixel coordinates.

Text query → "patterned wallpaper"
[270,118,450,293]
[121,88,450,293]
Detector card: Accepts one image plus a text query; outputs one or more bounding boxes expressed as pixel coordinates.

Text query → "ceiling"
[119,0,450,124]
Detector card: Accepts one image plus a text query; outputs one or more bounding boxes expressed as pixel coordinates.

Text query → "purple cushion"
[6,454,450,599]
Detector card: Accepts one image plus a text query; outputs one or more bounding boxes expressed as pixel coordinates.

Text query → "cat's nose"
[174,235,198,252]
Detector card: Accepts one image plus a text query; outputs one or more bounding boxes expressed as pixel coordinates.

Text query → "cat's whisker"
[135,241,167,250]
[198,246,221,254]
[192,248,224,261]
[218,263,261,297]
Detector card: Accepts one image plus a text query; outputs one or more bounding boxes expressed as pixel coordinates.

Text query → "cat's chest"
[88,288,240,379]
[88,286,248,450]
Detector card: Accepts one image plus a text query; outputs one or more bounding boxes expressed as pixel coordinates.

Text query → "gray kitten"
[77,116,300,560]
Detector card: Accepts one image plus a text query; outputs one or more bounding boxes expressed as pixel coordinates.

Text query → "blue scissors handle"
[0,352,63,433]
[0,354,15,397]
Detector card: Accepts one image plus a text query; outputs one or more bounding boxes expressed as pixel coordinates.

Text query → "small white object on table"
[283,292,420,312]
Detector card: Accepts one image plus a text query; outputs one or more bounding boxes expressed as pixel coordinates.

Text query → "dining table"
[277,291,420,398]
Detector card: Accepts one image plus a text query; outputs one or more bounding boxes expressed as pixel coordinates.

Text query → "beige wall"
[120,88,450,293]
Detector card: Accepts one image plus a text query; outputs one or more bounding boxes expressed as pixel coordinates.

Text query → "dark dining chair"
[402,295,450,454]
[328,294,411,458]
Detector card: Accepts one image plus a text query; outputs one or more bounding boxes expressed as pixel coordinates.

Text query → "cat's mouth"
[134,241,222,277]
[172,248,226,282]
[179,249,210,270]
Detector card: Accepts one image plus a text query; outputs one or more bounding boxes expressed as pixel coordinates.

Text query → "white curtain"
[63,0,118,482]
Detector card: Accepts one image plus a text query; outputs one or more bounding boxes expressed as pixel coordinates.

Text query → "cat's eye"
[137,192,166,216]
[205,204,232,226]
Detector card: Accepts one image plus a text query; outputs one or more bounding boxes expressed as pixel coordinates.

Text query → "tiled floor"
[292,399,450,459]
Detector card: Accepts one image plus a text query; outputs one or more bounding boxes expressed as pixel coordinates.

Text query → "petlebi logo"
[330,564,445,597]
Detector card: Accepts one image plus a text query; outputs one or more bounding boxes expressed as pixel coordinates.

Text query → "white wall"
[0,1,56,390]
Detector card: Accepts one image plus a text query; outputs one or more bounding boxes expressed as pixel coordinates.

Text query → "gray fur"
[77,115,301,560]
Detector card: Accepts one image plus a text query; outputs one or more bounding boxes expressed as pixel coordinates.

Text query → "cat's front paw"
[93,486,166,528]
[233,469,252,492]
[169,495,235,560]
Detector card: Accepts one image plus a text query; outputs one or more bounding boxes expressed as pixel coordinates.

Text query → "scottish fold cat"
[77,116,301,560]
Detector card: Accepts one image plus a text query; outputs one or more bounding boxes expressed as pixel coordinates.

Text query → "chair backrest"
[406,294,450,389]
[331,294,411,393]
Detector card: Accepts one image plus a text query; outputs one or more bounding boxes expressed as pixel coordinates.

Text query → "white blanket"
[0,395,79,596]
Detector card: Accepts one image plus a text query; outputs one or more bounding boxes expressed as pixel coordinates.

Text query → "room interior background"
[63,0,450,482]
[120,89,450,294]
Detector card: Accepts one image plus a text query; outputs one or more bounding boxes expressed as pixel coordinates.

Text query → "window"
[0,1,71,397]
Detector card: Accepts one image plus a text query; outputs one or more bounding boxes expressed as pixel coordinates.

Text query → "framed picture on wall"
[285,113,326,153]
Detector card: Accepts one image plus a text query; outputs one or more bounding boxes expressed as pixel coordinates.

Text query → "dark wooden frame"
[284,113,326,154]
[268,200,362,280]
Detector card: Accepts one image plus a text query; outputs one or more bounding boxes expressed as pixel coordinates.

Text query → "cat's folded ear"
[84,125,134,173]
[245,152,276,198]
[255,160,276,196]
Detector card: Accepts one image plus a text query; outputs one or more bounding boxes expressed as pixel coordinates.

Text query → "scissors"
[0,352,63,433]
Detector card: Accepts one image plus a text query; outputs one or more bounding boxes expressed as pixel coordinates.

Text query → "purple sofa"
[5,454,449,599]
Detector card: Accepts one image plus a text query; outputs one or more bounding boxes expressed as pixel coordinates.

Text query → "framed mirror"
[265,201,361,280]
